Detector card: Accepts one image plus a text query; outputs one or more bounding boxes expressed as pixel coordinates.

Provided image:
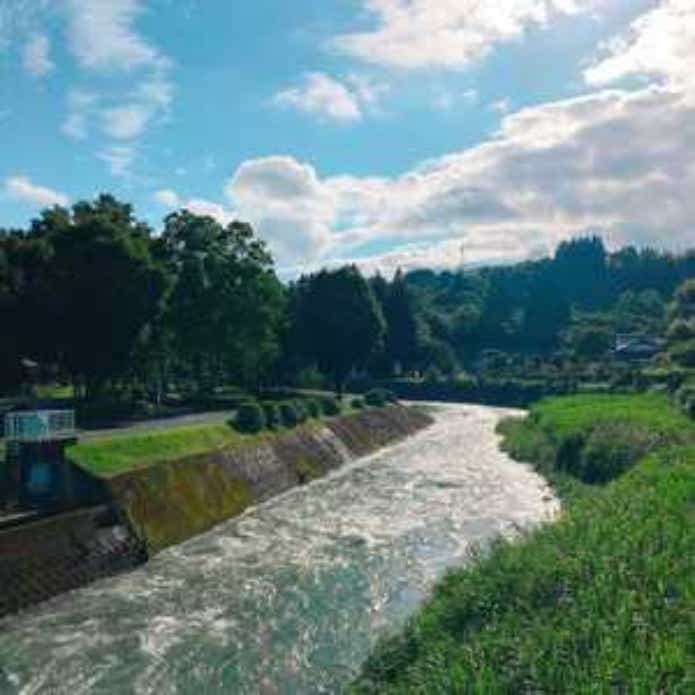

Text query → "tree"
[554,236,610,310]
[25,195,169,399]
[293,266,385,394]
[384,269,420,373]
[161,211,284,391]
[666,279,695,369]
[566,325,613,360]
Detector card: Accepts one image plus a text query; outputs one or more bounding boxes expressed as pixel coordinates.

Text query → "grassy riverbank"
[67,423,244,476]
[66,401,399,477]
[354,394,694,692]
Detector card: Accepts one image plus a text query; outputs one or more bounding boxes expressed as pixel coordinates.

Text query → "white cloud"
[221,75,695,273]
[101,103,152,139]
[23,33,54,77]
[183,199,237,225]
[489,98,512,114]
[153,189,180,208]
[65,0,163,72]
[59,0,174,174]
[0,1,52,52]
[4,176,69,208]
[331,0,604,71]
[99,72,173,140]
[153,189,237,226]
[273,72,364,123]
[225,156,336,264]
[62,89,99,140]
[585,0,695,90]
[97,144,136,177]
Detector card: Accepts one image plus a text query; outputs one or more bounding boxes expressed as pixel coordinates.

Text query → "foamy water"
[0,404,558,694]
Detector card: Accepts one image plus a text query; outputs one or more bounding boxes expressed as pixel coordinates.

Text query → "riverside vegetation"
[353,393,694,692]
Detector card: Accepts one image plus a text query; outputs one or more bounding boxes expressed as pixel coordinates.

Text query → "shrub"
[320,396,341,416]
[364,389,395,408]
[669,339,695,368]
[351,397,365,410]
[580,422,660,483]
[676,382,695,418]
[305,398,321,418]
[234,402,266,433]
[382,389,398,403]
[262,402,280,429]
[279,401,299,428]
[293,399,309,423]
[452,372,477,392]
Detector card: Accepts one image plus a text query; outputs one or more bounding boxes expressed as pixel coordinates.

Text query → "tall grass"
[353,394,695,692]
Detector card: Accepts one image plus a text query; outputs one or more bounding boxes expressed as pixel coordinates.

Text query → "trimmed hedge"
[305,398,321,418]
[365,388,396,407]
[320,396,341,416]
[262,402,280,429]
[235,402,266,434]
[293,399,309,424]
[279,401,299,428]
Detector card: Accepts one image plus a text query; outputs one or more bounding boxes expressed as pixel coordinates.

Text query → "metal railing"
[4,410,76,442]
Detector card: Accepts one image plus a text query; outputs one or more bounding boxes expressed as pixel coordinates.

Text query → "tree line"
[1,194,693,402]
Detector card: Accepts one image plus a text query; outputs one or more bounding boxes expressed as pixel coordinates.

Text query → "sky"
[1,0,694,276]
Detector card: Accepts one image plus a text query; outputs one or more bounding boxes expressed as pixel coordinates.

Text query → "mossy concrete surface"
[104,405,433,554]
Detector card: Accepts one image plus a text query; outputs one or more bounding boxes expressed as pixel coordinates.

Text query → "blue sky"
[1,0,694,275]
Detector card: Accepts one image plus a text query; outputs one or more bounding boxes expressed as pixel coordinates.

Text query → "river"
[0,404,558,695]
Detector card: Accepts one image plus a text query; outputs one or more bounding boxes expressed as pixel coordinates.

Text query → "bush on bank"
[234,402,266,433]
[353,393,695,692]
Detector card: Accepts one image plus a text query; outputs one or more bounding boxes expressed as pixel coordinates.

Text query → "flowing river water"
[0,405,558,694]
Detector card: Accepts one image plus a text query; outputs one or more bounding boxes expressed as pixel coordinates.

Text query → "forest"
[1,194,694,415]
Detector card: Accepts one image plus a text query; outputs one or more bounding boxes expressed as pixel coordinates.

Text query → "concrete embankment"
[0,405,432,618]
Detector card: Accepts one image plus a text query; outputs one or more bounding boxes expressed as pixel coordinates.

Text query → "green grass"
[67,423,244,476]
[353,394,695,692]
[528,392,692,442]
[35,383,74,400]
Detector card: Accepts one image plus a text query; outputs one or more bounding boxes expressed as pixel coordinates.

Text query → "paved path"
[79,410,236,441]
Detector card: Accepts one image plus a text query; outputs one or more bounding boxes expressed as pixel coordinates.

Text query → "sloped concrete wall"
[106,405,432,554]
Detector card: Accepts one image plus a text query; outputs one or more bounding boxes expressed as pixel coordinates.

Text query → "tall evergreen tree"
[293,265,385,394]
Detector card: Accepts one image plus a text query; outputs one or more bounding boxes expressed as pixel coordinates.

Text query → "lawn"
[67,423,244,476]
[353,393,695,692]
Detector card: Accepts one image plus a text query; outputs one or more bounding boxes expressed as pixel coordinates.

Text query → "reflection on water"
[0,405,557,695]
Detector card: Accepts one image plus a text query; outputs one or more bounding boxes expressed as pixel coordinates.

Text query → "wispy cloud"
[274,72,364,123]
[65,0,163,73]
[4,175,69,207]
[61,89,99,140]
[97,144,137,177]
[58,0,175,174]
[23,33,54,77]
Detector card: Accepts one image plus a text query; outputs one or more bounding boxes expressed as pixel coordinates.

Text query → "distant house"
[614,334,664,362]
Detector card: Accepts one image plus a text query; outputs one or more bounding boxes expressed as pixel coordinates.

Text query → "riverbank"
[354,393,694,692]
[1,404,432,618]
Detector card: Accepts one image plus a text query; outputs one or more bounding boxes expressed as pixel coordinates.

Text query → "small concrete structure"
[3,410,78,511]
